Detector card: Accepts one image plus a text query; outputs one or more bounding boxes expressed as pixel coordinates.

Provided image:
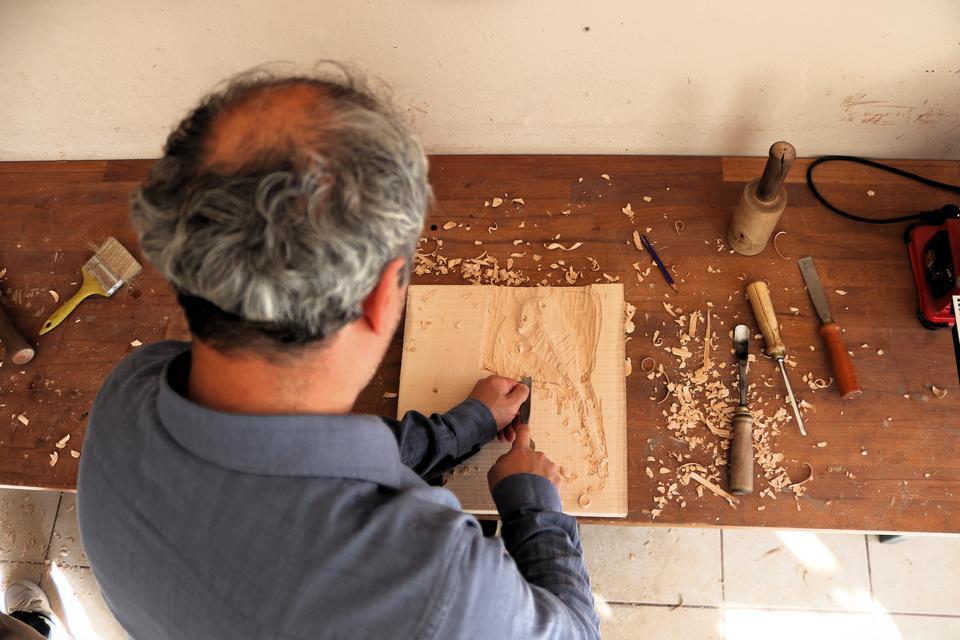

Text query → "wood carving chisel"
[797,257,862,399]
[519,376,535,450]
[0,295,34,365]
[728,325,754,495]
[746,280,807,436]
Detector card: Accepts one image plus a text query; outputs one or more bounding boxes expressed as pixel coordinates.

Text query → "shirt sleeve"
[432,474,599,640]
[380,399,498,479]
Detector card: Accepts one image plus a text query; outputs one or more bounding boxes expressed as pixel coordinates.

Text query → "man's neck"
[187,338,362,415]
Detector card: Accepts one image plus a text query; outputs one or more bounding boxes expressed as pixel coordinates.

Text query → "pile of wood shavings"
[414,237,529,286]
[643,308,805,519]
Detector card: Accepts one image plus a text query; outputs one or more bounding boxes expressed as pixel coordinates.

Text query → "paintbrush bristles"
[96,237,142,283]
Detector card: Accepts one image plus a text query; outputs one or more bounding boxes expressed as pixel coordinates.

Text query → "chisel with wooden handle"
[0,297,34,365]
[797,257,862,399]
[746,280,807,436]
[729,325,754,495]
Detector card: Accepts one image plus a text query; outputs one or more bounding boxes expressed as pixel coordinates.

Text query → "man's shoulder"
[97,340,188,401]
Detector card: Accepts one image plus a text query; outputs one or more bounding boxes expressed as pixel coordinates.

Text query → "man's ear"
[361,257,407,335]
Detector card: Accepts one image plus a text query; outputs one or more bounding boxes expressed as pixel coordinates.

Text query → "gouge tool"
[729,325,754,495]
[746,280,807,436]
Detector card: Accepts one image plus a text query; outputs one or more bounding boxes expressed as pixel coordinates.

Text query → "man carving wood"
[76,67,600,639]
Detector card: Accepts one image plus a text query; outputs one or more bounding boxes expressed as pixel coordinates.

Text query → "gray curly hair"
[131,66,429,352]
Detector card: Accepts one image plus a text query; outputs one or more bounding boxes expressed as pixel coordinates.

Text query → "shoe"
[3,580,55,620]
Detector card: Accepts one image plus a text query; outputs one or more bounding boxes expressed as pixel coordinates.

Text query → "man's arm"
[433,472,599,639]
[380,376,529,479]
[381,399,496,479]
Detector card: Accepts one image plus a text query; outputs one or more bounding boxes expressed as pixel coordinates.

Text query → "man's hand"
[487,423,561,492]
[468,375,529,437]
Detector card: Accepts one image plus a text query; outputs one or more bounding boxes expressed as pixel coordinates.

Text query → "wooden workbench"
[0,156,957,534]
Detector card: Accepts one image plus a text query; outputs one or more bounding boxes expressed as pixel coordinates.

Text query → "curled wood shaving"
[487,223,499,233]
[640,357,657,373]
[587,257,600,271]
[674,220,685,235]
[544,242,583,251]
[773,231,789,260]
[930,385,947,399]
[49,290,60,303]
[578,493,593,507]
[55,434,70,449]
[511,198,525,205]
[652,330,663,346]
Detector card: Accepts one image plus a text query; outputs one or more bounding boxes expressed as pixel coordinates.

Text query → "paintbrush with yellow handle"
[40,237,142,335]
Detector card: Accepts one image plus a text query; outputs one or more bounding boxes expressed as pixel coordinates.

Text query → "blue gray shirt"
[78,341,599,639]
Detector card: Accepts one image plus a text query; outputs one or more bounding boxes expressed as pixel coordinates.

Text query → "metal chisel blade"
[798,256,833,324]
[519,376,532,424]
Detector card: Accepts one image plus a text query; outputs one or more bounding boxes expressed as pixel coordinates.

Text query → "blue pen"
[639,234,678,292]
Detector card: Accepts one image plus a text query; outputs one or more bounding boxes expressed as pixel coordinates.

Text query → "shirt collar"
[156,350,403,488]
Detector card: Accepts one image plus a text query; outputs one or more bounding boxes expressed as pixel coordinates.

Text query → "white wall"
[1,0,958,160]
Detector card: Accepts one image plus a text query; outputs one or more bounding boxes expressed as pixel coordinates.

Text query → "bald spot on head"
[201,82,330,174]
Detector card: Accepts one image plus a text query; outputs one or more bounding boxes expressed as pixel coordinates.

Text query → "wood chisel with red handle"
[798,257,862,399]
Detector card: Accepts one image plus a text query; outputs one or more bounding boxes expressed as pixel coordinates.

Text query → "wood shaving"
[491,197,503,208]
[69,450,80,459]
[55,434,70,449]
[652,330,663,347]
[487,223,498,233]
[49,452,58,467]
[442,221,457,230]
[643,312,798,519]
[624,303,637,334]
[382,392,398,399]
[622,203,634,223]
[687,472,738,507]
[587,257,600,271]
[640,357,656,374]
[48,290,60,302]
[632,230,643,251]
[578,493,593,507]
[867,189,876,196]
[600,174,610,181]
[816,441,828,447]
[662,302,677,317]
[773,231,789,260]
[16,414,28,425]
[511,198,525,205]
[930,385,947,399]
[876,349,884,356]
[544,242,583,251]
[642,195,652,202]
[674,220,685,235]
[602,273,618,282]
[130,339,142,347]
[625,357,632,377]
[835,289,848,296]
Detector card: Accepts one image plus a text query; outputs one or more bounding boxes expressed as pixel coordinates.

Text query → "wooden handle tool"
[729,325,754,495]
[798,257,862,399]
[746,280,807,436]
[745,281,786,359]
[729,406,754,495]
[0,301,35,365]
[728,141,796,256]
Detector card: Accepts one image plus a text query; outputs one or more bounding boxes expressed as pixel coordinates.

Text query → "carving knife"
[797,257,862,400]
[519,376,535,450]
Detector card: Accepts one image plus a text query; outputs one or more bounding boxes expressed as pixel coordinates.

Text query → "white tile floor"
[1,486,958,639]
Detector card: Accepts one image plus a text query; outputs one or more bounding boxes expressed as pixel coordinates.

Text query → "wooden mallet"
[0,299,34,365]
